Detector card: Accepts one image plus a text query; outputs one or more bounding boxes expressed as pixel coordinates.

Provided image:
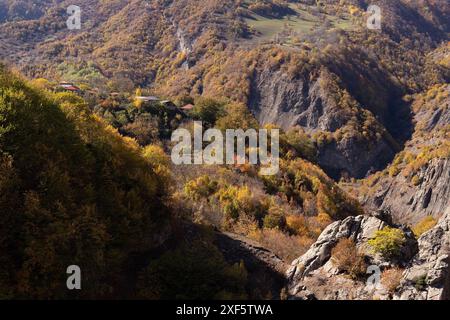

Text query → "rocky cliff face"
[250,68,346,131]
[214,232,287,300]
[317,136,396,180]
[286,212,414,300]
[365,158,450,224]
[360,84,449,224]
[286,209,450,300]
[395,207,450,300]
[249,66,398,179]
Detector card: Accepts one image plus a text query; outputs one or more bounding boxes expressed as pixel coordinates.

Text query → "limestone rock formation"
[286,210,450,300]
[286,214,397,299]
[395,208,450,300]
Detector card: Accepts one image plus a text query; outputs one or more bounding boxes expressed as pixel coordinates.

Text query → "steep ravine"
[364,158,450,224]
[359,84,450,224]
[248,65,401,179]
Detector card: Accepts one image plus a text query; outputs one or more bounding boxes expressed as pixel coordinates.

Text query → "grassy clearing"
[243,3,355,44]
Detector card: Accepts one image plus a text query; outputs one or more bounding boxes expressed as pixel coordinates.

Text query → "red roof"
[60,84,80,91]
[64,86,80,91]
[181,104,194,110]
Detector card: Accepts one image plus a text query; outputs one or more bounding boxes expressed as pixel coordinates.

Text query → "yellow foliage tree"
[134,88,143,108]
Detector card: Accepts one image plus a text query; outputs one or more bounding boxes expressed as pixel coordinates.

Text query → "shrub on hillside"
[263,207,287,230]
[368,227,406,259]
[192,97,225,127]
[142,144,171,185]
[412,216,438,238]
[281,127,316,162]
[184,175,219,201]
[217,185,267,222]
[249,228,313,262]
[331,238,367,279]
[381,267,404,294]
[122,114,160,146]
[215,103,259,131]
[286,215,309,236]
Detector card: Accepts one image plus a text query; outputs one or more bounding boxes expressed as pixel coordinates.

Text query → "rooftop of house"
[181,104,194,110]
[59,83,81,91]
[135,96,160,101]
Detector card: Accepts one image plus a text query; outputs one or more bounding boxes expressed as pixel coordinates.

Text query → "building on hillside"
[181,104,194,111]
[58,82,81,92]
[135,96,160,102]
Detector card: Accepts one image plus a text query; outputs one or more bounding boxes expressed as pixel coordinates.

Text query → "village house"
[135,95,160,102]
[58,82,81,92]
[181,103,194,111]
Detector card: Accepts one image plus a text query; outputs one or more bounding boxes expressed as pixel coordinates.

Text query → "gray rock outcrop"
[286,210,450,300]
[362,85,450,224]
[250,68,348,132]
[395,208,450,300]
[287,215,387,289]
[365,158,450,225]
[286,213,416,300]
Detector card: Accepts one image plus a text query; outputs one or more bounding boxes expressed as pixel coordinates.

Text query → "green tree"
[134,88,143,108]
[368,227,406,259]
[137,238,247,299]
[0,64,169,299]
[215,103,259,131]
[192,97,225,127]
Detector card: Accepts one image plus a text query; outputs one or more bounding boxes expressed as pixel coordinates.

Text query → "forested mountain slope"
[0,64,172,298]
[1,0,448,179]
[2,64,291,300]
[0,0,449,300]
